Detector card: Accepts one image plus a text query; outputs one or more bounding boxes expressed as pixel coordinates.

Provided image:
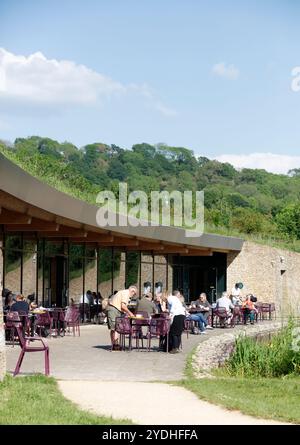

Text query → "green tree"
[276,204,300,239]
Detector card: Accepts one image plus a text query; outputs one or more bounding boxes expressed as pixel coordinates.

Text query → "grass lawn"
[174,354,300,424]
[0,375,133,425]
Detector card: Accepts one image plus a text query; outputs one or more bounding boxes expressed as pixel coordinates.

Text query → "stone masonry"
[0,242,6,381]
[227,241,300,317]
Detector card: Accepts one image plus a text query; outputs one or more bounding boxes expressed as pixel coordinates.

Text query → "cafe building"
[1,153,300,380]
[0,153,244,307]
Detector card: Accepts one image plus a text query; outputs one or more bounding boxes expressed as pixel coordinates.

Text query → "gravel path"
[58,380,287,425]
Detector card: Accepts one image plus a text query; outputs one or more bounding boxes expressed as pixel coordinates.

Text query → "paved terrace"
[5,321,277,381]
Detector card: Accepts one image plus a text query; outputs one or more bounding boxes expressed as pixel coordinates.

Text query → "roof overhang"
[0,153,244,254]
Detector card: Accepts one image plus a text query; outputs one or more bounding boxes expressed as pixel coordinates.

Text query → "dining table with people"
[2,280,276,359]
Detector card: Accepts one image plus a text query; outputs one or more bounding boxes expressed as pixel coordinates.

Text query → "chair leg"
[14,349,25,376]
[45,348,50,375]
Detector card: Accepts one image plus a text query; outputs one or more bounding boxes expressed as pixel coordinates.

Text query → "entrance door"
[189,266,217,303]
[43,256,67,307]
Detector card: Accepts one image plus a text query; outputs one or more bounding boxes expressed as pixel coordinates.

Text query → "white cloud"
[0,48,125,105]
[215,152,300,174]
[0,48,177,116]
[212,62,240,80]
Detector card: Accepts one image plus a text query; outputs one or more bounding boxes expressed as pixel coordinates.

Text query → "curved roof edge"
[0,153,244,251]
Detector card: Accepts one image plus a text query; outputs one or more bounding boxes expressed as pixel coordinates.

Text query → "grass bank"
[0,375,132,425]
[174,325,300,424]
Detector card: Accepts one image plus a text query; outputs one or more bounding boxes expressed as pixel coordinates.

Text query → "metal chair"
[115,316,133,351]
[4,311,22,347]
[64,307,80,336]
[35,312,52,337]
[13,324,50,376]
[147,317,171,352]
[213,307,232,328]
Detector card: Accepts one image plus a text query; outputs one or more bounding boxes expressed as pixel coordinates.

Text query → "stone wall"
[192,321,286,377]
[227,241,300,317]
[0,242,6,381]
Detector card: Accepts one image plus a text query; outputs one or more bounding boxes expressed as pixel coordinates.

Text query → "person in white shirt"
[231,283,243,305]
[216,291,234,326]
[167,290,186,353]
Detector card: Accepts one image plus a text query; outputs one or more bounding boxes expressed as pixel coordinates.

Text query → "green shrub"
[225,320,300,378]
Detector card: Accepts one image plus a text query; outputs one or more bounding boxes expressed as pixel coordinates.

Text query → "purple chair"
[52,308,65,337]
[184,318,195,338]
[269,303,276,320]
[231,306,242,327]
[131,311,151,350]
[4,311,23,347]
[214,307,232,328]
[64,307,80,336]
[147,317,170,352]
[261,303,271,320]
[35,312,52,337]
[13,324,50,376]
[115,316,132,351]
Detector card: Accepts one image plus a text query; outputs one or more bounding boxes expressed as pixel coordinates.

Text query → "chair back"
[232,306,241,316]
[269,303,275,312]
[261,303,270,312]
[134,311,151,326]
[149,317,170,336]
[36,311,51,326]
[136,310,149,318]
[65,307,79,323]
[6,311,21,323]
[14,324,26,348]
[115,317,132,335]
[52,308,64,321]
[5,311,23,328]
[215,307,229,318]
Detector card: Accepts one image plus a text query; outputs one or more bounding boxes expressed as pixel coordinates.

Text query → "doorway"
[44,255,68,307]
[172,252,227,303]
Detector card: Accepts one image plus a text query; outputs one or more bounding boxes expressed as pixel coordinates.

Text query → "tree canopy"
[1,137,300,246]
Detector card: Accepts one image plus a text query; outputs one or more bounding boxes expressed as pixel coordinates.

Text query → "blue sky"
[1,0,300,172]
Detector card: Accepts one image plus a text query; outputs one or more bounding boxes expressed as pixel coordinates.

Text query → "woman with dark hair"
[4,292,14,311]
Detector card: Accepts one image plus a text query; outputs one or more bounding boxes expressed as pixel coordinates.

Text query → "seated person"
[27,293,37,311]
[241,295,256,325]
[195,293,211,323]
[216,292,234,325]
[11,294,29,314]
[3,292,14,311]
[136,292,157,316]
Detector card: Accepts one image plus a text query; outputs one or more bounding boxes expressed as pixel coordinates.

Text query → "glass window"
[141,262,153,296]
[98,248,112,298]
[22,251,37,297]
[154,255,167,265]
[113,250,126,292]
[154,263,167,295]
[125,252,140,293]
[4,248,21,294]
[69,244,84,304]
[141,252,153,263]
[44,240,64,256]
[85,257,97,295]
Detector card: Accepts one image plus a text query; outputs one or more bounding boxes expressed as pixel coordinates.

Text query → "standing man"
[107,285,137,350]
[231,283,243,305]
